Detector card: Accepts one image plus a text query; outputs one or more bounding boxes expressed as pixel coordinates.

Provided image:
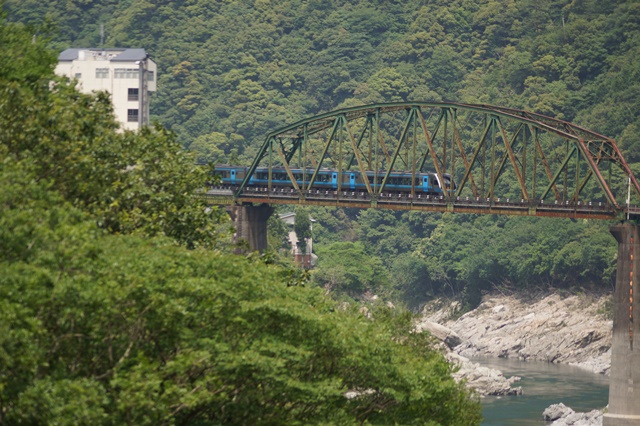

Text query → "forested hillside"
[5,0,639,308]
[1,13,482,424]
[6,0,640,161]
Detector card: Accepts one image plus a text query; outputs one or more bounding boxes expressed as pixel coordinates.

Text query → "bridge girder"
[234,102,640,219]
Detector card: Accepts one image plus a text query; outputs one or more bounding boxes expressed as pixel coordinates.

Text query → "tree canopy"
[4,0,630,307]
[5,0,640,158]
[0,13,481,424]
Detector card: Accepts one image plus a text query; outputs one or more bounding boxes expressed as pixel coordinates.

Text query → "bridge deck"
[205,186,640,220]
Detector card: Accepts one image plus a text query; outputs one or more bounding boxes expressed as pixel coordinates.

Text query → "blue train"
[213,166,455,195]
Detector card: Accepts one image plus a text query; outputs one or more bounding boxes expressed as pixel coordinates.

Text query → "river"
[474,358,609,425]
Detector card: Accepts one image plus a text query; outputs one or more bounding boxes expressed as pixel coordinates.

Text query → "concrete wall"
[604,223,640,426]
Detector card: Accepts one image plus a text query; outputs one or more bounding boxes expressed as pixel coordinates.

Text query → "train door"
[423,176,429,192]
[331,172,338,189]
[230,169,237,184]
[349,173,356,190]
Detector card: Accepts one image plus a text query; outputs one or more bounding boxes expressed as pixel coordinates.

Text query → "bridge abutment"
[229,204,273,253]
[604,223,640,426]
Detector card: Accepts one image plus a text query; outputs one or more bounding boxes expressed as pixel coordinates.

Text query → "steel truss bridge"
[206,102,640,220]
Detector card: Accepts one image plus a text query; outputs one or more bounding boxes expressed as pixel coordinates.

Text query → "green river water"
[475,357,609,425]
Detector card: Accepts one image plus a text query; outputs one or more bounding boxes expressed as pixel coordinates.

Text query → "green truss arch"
[223,102,640,220]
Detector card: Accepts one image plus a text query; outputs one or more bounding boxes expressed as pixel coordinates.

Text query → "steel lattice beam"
[233,102,640,220]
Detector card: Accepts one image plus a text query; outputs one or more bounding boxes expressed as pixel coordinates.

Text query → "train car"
[213,165,455,195]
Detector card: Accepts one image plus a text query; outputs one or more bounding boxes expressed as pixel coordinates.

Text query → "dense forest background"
[1,10,482,423]
[5,0,640,309]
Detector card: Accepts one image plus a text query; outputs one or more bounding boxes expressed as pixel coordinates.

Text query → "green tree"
[0,15,226,248]
[0,156,481,425]
[188,131,226,164]
[0,16,482,424]
[294,206,312,251]
[314,241,390,297]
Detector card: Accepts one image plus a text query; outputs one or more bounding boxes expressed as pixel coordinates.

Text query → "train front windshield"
[443,176,457,190]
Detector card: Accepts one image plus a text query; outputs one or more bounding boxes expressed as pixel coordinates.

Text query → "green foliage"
[412,215,617,303]
[5,0,627,304]
[0,15,482,424]
[315,208,616,309]
[0,15,55,83]
[13,0,619,304]
[266,209,290,252]
[306,207,359,244]
[0,157,481,425]
[0,15,226,249]
[390,253,437,310]
[313,241,390,297]
[293,206,312,248]
[6,0,640,155]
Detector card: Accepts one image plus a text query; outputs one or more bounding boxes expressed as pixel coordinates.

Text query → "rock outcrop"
[415,320,462,349]
[447,353,522,396]
[415,317,522,396]
[543,403,604,425]
[422,293,612,375]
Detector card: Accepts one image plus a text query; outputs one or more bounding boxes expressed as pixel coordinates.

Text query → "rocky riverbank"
[417,292,612,396]
[543,403,604,426]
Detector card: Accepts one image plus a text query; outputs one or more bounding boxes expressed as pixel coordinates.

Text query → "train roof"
[214,165,448,177]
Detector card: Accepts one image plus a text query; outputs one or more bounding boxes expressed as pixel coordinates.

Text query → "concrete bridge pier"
[605,223,640,426]
[228,204,273,253]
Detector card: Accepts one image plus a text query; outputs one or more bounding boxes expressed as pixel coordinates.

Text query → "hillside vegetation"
[0,13,481,425]
[4,0,638,307]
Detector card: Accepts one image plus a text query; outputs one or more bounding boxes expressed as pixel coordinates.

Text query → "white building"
[55,48,157,131]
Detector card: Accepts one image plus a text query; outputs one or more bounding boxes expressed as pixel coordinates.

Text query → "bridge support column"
[604,223,640,426]
[229,204,273,253]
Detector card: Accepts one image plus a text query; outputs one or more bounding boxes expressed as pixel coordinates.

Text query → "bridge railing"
[205,183,629,220]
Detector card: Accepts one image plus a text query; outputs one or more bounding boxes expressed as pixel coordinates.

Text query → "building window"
[74,73,82,79]
[128,88,139,101]
[127,109,139,122]
[147,71,155,82]
[115,68,139,79]
[96,68,109,78]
